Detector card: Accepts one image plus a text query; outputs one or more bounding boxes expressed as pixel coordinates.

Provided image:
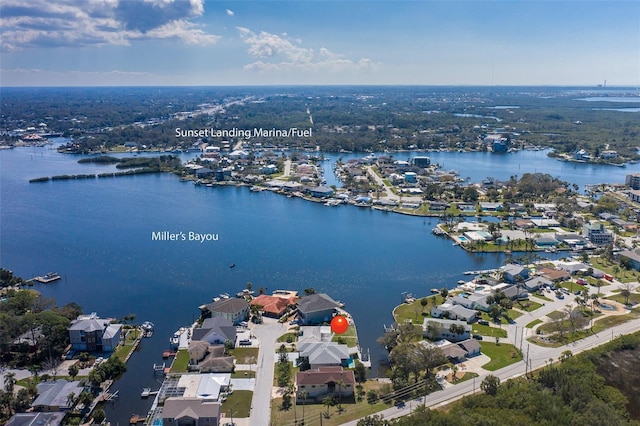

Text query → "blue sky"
[1,0,638,86]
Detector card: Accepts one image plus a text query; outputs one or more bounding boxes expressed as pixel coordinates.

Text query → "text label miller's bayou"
[152,231,219,243]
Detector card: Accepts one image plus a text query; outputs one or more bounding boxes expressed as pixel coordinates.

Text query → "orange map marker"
[331,315,349,334]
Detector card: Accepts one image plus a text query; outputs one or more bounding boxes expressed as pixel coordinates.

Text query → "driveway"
[248,321,287,426]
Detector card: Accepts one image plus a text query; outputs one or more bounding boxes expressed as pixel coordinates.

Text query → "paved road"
[249,321,287,426]
[344,316,640,425]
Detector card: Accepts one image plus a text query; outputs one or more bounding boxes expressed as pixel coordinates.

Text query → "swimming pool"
[458,236,468,242]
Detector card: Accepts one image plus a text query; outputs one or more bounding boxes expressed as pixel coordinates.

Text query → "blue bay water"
[0,145,637,422]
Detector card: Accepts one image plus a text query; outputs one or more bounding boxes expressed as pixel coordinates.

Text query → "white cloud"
[0,0,220,51]
[237,27,376,73]
[0,67,167,86]
[226,9,234,17]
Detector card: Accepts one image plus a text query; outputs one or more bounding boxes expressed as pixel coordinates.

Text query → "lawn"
[170,349,189,373]
[477,311,520,325]
[332,324,358,347]
[515,300,543,313]
[480,342,523,371]
[231,370,256,379]
[113,328,140,362]
[221,390,253,418]
[230,347,259,364]
[526,319,543,329]
[270,396,391,426]
[393,295,443,324]
[592,311,640,333]
[532,293,553,302]
[471,324,507,338]
[591,257,639,283]
[278,332,299,343]
[606,292,640,306]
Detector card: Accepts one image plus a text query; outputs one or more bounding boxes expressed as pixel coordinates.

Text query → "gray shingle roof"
[297,293,340,314]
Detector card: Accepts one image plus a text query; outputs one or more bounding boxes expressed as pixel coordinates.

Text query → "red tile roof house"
[296,367,355,402]
[250,294,297,318]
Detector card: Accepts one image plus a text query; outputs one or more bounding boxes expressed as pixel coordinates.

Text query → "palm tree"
[66,391,76,408]
[322,396,335,417]
[335,379,345,411]
[299,390,309,423]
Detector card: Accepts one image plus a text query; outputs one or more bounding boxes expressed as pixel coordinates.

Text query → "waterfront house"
[188,342,234,373]
[534,236,560,248]
[422,318,472,342]
[68,313,122,352]
[572,149,591,161]
[554,233,589,249]
[430,303,477,322]
[298,341,350,369]
[6,413,65,426]
[502,264,530,284]
[250,294,296,318]
[309,186,335,198]
[162,397,221,426]
[411,156,431,167]
[296,367,355,401]
[479,202,502,212]
[429,201,450,211]
[195,167,214,178]
[178,373,231,400]
[32,380,83,412]
[200,298,249,326]
[297,293,341,325]
[192,317,236,346]
[582,222,613,246]
[451,293,489,312]
[298,326,332,344]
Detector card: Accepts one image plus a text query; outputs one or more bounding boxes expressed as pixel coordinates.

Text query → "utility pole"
[525,344,530,377]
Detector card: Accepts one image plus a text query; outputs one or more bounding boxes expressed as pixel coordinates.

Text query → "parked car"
[478,320,489,326]
[238,339,251,346]
[472,334,483,340]
[556,292,564,299]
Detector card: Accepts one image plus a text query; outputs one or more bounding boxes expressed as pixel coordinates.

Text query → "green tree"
[4,372,16,394]
[480,374,500,396]
[68,363,79,381]
[322,396,335,417]
[354,360,367,383]
[357,414,390,426]
[420,297,428,312]
[92,408,106,423]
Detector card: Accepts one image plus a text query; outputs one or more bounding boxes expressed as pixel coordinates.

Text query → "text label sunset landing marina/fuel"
[175,127,312,139]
